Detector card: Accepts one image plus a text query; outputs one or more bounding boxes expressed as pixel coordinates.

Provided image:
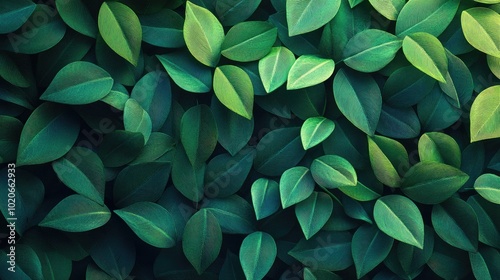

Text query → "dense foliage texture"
[0,0,500,279]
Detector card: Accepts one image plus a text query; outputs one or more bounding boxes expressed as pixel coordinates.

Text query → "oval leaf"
[213,65,254,119]
[221,21,277,62]
[286,0,341,36]
[258,46,296,93]
[0,0,36,34]
[239,231,277,280]
[280,166,315,208]
[470,86,500,142]
[181,104,218,166]
[352,225,394,278]
[295,192,333,239]
[124,99,152,143]
[287,55,335,90]
[461,7,500,57]
[251,178,280,220]
[301,116,335,150]
[311,155,357,189]
[474,174,500,205]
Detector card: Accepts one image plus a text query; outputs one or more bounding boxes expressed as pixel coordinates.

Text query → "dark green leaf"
[202,195,256,234]
[216,0,262,26]
[470,247,500,280]
[251,178,280,220]
[240,231,276,280]
[376,105,421,139]
[288,83,326,120]
[171,146,206,202]
[295,191,333,239]
[279,166,315,208]
[140,9,185,48]
[467,195,500,249]
[124,99,153,143]
[56,0,97,38]
[352,224,394,278]
[0,0,36,34]
[426,234,471,280]
[97,130,145,168]
[0,115,22,163]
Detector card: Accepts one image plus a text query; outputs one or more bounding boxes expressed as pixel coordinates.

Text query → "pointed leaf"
[301,117,335,150]
[470,247,500,280]
[258,46,295,93]
[57,0,97,38]
[470,85,500,142]
[286,55,335,90]
[202,195,256,234]
[461,7,500,57]
[124,99,153,143]
[295,192,333,239]
[216,0,262,26]
[352,225,394,278]
[240,231,277,280]
[140,8,185,48]
[221,21,277,62]
[171,146,205,202]
[251,178,280,220]
[368,135,409,188]
[0,0,36,34]
[97,130,144,168]
[418,132,461,168]
[311,155,357,189]
[213,65,254,119]
[286,0,341,36]
[280,166,315,208]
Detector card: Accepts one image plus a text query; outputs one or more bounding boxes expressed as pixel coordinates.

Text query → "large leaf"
[184,1,224,67]
[239,231,277,280]
[182,209,222,275]
[343,29,402,72]
[333,68,382,135]
[474,174,500,205]
[470,86,500,142]
[98,1,142,66]
[311,155,357,189]
[401,162,469,204]
[124,99,153,143]
[286,0,341,36]
[115,202,177,248]
[258,46,296,93]
[352,225,394,278]
[17,103,80,166]
[279,166,315,209]
[396,0,460,37]
[56,0,97,38]
[402,32,448,83]
[461,7,500,57]
[287,55,335,90]
[368,135,409,188]
[295,192,333,239]
[301,116,335,150]
[221,21,277,62]
[0,0,36,34]
[374,195,424,248]
[39,194,111,232]
[213,65,254,119]
[251,178,280,220]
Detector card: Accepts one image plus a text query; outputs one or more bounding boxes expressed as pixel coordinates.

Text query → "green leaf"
[202,195,256,234]
[0,115,23,163]
[251,178,280,220]
[301,117,335,150]
[98,1,142,66]
[470,247,500,280]
[352,225,394,278]
[216,0,262,26]
[113,162,171,208]
[333,68,382,135]
[417,84,462,131]
[182,209,222,275]
[0,244,42,279]
[220,251,245,280]
[368,0,405,20]
[213,65,254,119]
[181,104,218,166]
[0,0,35,34]
[401,162,469,204]
[374,195,424,248]
[339,171,384,202]
[376,105,421,139]
[171,146,205,202]
[289,231,353,271]
[396,0,460,37]
[288,84,326,119]
[140,8,185,48]
[52,147,105,205]
[474,174,500,205]
[280,166,315,208]
[402,32,448,83]
[427,236,471,280]
[254,127,306,176]
[240,231,276,280]
[470,86,500,142]
[487,55,500,79]
[17,103,80,166]
[97,130,145,168]
[432,197,479,252]
[461,7,500,57]
[258,46,296,93]
[396,226,435,276]
[295,192,333,239]
[418,132,461,168]
[221,21,277,62]
[343,29,402,72]
[124,99,153,143]
[39,194,111,232]
[311,155,357,189]
[439,50,473,108]
[0,52,30,87]
[184,1,224,67]
[131,71,172,131]
[286,55,335,90]
[467,195,500,249]
[115,202,177,248]
[157,51,212,93]
[56,0,97,38]
[368,135,409,188]
[286,0,341,36]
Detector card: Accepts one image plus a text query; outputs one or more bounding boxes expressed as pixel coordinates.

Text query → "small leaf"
[98,1,142,66]
[286,55,335,90]
[182,209,222,275]
[184,1,224,67]
[115,202,177,248]
[40,61,113,104]
[311,155,357,189]
[374,195,424,248]
[352,225,394,278]
[0,0,36,34]
[124,99,153,143]
[258,46,296,93]
[402,32,448,83]
[301,117,335,150]
[251,178,280,220]
[39,194,111,232]
[474,174,500,205]
[368,135,409,188]
[286,0,341,36]
[280,166,315,208]
[470,85,500,142]
[461,7,500,57]
[221,21,277,62]
[295,192,333,239]
[213,65,254,119]
[240,231,277,280]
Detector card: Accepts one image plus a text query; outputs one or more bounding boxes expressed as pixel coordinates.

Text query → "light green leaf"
[239,231,277,280]
[402,32,448,83]
[368,135,409,188]
[470,86,500,142]
[487,55,500,79]
[286,55,335,90]
[184,1,224,67]
[39,194,111,232]
[333,68,382,135]
[374,195,424,248]
[213,65,254,119]
[98,1,142,66]
[301,116,335,150]
[0,0,35,34]
[474,174,500,205]
[258,46,296,93]
[369,0,405,20]
[115,202,177,248]
[343,29,402,72]
[295,192,333,239]
[352,225,394,278]
[418,132,461,168]
[251,178,280,220]
[182,209,222,275]
[311,155,357,189]
[17,103,80,166]
[52,147,105,205]
[124,99,153,143]
[221,21,277,62]
[286,0,341,36]
[461,7,500,57]
[57,0,97,38]
[279,166,315,208]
